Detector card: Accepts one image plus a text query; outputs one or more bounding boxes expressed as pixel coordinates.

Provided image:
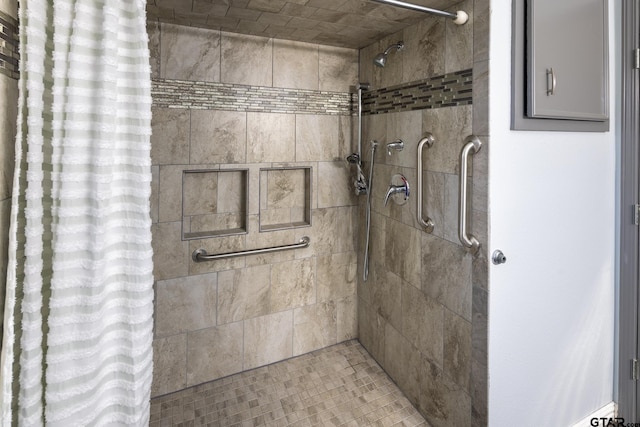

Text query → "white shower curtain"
[0,0,154,425]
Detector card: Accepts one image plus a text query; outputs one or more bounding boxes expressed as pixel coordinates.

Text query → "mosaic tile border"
[152,78,354,116]
[152,70,473,117]
[363,69,473,115]
[0,10,19,80]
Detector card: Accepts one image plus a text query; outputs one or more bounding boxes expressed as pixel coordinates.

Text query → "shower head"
[373,41,404,67]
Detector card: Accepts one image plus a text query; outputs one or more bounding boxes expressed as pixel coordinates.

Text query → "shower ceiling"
[146,0,462,49]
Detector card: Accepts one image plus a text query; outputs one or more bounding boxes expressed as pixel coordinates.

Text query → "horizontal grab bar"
[192,236,311,262]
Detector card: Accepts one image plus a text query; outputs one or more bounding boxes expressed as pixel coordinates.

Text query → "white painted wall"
[488,0,618,425]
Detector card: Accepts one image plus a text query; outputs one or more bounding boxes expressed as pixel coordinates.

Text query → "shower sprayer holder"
[384,174,410,206]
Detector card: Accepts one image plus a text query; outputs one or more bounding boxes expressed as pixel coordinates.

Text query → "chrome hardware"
[193,237,310,262]
[416,133,435,233]
[384,174,410,206]
[459,135,481,253]
[386,139,404,156]
[363,140,379,282]
[546,68,556,96]
[492,250,507,265]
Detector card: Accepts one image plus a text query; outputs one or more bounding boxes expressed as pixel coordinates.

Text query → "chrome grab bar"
[192,236,310,262]
[459,135,481,253]
[416,133,435,233]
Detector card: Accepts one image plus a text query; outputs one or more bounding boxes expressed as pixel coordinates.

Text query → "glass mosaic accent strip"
[152,78,354,116]
[363,69,473,115]
[0,11,19,80]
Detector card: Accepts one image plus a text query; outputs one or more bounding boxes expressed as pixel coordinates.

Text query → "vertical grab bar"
[416,133,435,232]
[459,135,482,253]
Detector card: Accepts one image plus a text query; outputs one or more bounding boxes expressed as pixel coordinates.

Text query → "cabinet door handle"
[546,68,556,96]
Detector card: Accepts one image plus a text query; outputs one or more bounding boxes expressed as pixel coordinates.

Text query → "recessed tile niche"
[182,169,248,240]
[259,167,311,232]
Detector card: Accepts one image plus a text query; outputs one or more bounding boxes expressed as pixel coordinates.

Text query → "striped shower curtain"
[0,0,154,425]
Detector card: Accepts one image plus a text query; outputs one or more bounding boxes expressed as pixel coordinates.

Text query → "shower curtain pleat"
[0,0,154,425]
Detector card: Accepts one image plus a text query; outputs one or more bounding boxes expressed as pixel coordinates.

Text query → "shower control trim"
[384,174,410,206]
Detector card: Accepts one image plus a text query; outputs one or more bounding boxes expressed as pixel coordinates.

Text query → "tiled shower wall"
[148,23,361,397]
[0,0,19,349]
[356,0,489,426]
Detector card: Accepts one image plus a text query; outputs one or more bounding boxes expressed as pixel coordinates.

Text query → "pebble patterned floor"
[150,340,429,427]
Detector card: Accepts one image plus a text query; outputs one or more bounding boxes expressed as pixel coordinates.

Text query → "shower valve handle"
[384,174,410,206]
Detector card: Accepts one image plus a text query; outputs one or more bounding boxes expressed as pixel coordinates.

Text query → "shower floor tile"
[149,340,429,427]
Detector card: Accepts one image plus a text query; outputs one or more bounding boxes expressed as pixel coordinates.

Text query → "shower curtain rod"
[370,0,469,25]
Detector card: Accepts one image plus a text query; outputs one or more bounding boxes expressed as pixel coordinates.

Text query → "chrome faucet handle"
[386,139,404,156]
[384,174,410,206]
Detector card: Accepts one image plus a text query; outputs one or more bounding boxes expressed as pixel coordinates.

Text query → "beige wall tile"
[317,161,355,208]
[423,171,445,239]
[186,322,243,386]
[316,251,356,303]
[293,301,337,356]
[295,207,355,258]
[444,310,472,392]
[217,169,246,214]
[442,172,459,244]
[150,166,159,224]
[161,23,221,82]
[244,310,293,370]
[319,45,358,92]
[273,39,319,90]
[336,295,357,342]
[158,165,184,223]
[217,264,271,324]
[147,22,161,79]
[0,75,18,201]
[247,112,295,163]
[191,110,247,164]
[419,357,472,427]
[385,110,423,169]
[155,273,218,337]
[295,115,339,162]
[384,322,410,388]
[183,171,218,216]
[385,218,421,288]
[270,257,315,312]
[421,233,472,321]
[445,0,473,72]
[370,263,402,331]
[265,169,307,210]
[402,17,445,83]
[402,282,444,368]
[151,221,189,281]
[151,108,190,166]
[0,0,17,18]
[422,105,473,174]
[221,32,272,86]
[151,334,187,397]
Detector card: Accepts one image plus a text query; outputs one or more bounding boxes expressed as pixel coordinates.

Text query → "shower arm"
[370,0,469,25]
